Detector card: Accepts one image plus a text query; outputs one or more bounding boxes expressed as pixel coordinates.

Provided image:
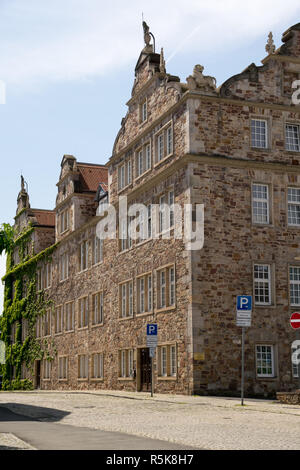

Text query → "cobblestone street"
[0,391,299,450]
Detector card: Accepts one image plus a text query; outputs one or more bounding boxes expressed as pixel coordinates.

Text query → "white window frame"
[255,344,275,378]
[65,301,75,332]
[58,356,68,380]
[286,123,300,152]
[78,354,89,379]
[290,266,300,306]
[251,119,268,149]
[92,353,104,379]
[252,184,269,224]
[288,187,300,226]
[253,264,272,306]
[78,296,89,328]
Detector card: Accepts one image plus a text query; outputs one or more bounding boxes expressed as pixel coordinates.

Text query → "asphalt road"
[0,405,194,450]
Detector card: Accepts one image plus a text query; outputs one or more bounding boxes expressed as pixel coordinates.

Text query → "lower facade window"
[158,344,177,378]
[58,356,68,380]
[137,273,152,314]
[78,354,89,379]
[92,292,104,325]
[157,265,176,310]
[91,353,104,379]
[255,345,274,377]
[43,360,51,380]
[55,305,63,334]
[119,281,133,318]
[119,349,134,378]
[290,266,300,306]
[292,344,300,378]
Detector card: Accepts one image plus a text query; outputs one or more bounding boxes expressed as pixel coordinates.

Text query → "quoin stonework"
[3,22,300,397]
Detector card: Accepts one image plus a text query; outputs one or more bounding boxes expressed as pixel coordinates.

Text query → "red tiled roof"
[31,209,55,227]
[77,163,108,193]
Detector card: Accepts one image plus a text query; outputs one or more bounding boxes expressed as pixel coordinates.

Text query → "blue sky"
[1,0,300,308]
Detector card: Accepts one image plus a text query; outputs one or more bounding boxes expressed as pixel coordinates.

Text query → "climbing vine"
[0,223,58,390]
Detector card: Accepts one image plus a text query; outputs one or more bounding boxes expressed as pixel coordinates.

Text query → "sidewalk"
[0,390,300,449]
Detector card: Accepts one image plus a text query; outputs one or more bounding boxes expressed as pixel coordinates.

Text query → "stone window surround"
[43,359,51,381]
[59,251,69,282]
[118,348,135,380]
[157,186,175,235]
[157,342,177,380]
[78,239,89,273]
[287,185,300,228]
[134,139,152,181]
[252,262,276,307]
[58,207,70,235]
[117,156,133,193]
[54,304,64,336]
[153,120,174,167]
[255,343,277,379]
[136,271,153,316]
[78,295,89,330]
[249,116,271,150]
[288,264,300,307]
[118,278,134,320]
[78,354,89,381]
[284,118,300,153]
[139,97,148,125]
[91,290,104,327]
[65,300,75,333]
[91,352,104,381]
[58,355,68,381]
[251,181,272,226]
[155,262,176,314]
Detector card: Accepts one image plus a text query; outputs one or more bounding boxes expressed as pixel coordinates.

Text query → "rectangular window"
[159,190,174,232]
[92,292,104,325]
[136,143,151,178]
[290,266,300,306]
[78,296,89,328]
[44,263,52,289]
[43,360,51,380]
[92,353,104,379]
[79,240,89,272]
[256,345,274,377]
[286,124,300,151]
[119,281,133,318]
[21,318,28,343]
[43,310,51,336]
[36,317,42,339]
[288,187,300,226]
[292,344,300,378]
[157,265,176,310]
[166,126,173,155]
[119,349,134,378]
[118,158,132,190]
[155,122,173,163]
[55,306,63,334]
[251,119,268,149]
[147,204,152,238]
[78,354,88,379]
[65,302,75,331]
[157,133,164,162]
[137,273,153,314]
[93,236,103,264]
[60,209,69,234]
[170,345,176,376]
[254,264,271,305]
[161,346,167,376]
[59,253,69,281]
[141,100,147,122]
[252,184,269,224]
[58,357,68,380]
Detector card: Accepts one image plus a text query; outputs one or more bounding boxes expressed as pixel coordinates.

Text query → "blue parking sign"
[147,324,157,336]
[237,296,252,312]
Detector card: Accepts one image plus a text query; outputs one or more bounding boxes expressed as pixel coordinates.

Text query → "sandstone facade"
[7,22,300,397]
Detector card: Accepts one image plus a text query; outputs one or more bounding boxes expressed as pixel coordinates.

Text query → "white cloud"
[0,0,299,88]
[0,255,6,314]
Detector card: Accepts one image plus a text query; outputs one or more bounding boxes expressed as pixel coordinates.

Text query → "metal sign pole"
[151,356,153,397]
[297,329,300,390]
[241,327,245,406]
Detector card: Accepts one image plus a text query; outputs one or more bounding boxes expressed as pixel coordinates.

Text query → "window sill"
[78,378,88,382]
[136,311,154,318]
[118,183,133,195]
[155,305,176,314]
[158,376,177,381]
[78,326,89,331]
[118,316,134,322]
[135,168,152,182]
[64,329,74,334]
[42,378,51,382]
[135,238,152,248]
[54,332,63,337]
[117,246,134,256]
[91,323,104,329]
[58,379,68,382]
[154,152,173,168]
[118,377,135,381]
[90,378,104,382]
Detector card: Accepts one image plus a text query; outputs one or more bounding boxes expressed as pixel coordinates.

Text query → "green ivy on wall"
[0,223,58,390]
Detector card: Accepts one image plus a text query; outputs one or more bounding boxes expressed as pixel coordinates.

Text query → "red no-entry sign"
[290,312,300,329]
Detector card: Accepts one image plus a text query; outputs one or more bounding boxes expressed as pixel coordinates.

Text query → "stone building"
[5,22,300,397]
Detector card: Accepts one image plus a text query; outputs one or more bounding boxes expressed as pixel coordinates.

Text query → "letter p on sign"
[237,296,252,312]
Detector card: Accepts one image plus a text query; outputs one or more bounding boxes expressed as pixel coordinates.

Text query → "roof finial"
[142,20,155,52]
[160,48,166,74]
[21,174,25,192]
[265,32,276,55]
